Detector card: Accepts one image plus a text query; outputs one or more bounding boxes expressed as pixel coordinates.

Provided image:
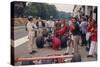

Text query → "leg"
[82,33,86,46]
[86,32,91,48]
[64,39,71,54]
[88,41,95,57]
[94,42,97,55]
[28,36,33,53]
[73,35,79,54]
[71,40,74,54]
[28,32,36,54]
[71,35,81,62]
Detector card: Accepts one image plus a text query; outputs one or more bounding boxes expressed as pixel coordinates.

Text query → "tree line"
[12,1,71,20]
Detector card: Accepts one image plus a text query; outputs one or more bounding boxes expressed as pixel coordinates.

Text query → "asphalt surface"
[14,26,28,40]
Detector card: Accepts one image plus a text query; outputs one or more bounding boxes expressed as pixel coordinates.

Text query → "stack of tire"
[36,29,48,48]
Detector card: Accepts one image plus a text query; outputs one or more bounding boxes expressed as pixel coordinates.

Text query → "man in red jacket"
[87,22,97,57]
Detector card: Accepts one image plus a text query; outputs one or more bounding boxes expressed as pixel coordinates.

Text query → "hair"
[72,17,77,21]
[83,17,86,21]
[28,18,33,21]
[93,20,97,27]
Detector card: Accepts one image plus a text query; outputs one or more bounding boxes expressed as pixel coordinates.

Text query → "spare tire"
[36,36,44,48]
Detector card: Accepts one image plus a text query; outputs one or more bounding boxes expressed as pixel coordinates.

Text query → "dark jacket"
[71,22,80,35]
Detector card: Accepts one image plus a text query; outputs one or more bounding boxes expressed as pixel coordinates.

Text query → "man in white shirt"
[26,16,37,54]
[47,20,55,34]
[36,17,44,36]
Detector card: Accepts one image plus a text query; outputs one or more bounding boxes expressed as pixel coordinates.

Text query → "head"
[71,17,77,23]
[33,18,37,23]
[62,19,66,23]
[90,19,95,26]
[38,17,41,21]
[28,16,33,22]
[81,16,86,21]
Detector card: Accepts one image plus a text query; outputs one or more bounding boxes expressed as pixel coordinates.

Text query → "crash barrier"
[15,54,74,65]
[16,55,73,62]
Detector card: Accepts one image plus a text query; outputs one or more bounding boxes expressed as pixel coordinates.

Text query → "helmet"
[28,16,33,21]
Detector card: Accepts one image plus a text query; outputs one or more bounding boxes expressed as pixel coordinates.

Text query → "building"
[73,5,97,22]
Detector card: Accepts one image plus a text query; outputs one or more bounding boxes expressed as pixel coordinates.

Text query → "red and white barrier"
[16,55,73,62]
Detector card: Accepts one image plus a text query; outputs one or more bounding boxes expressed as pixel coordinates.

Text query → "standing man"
[36,17,43,36]
[47,19,55,34]
[26,16,37,54]
[70,17,82,62]
[80,17,88,46]
[86,17,93,51]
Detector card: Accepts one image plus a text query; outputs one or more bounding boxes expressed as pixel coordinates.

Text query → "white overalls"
[27,21,37,52]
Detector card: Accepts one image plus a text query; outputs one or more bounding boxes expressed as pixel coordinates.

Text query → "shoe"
[87,55,93,57]
[29,51,33,54]
[86,47,89,51]
[32,50,37,53]
[64,53,69,55]
[29,50,37,54]
[81,44,84,46]
[71,53,74,55]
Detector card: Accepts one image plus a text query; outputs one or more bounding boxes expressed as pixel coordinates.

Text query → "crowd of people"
[65,16,97,58]
[25,15,97,58]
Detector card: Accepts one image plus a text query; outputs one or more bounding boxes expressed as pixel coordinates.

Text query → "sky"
[52,4,74,13]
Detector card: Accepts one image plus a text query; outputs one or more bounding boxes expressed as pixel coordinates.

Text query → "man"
[46,19,55,47]
[64,19,74,54]
[86,17,93,51]
[26,16,37,54]
[36,17,44,36]
[70,17,80,54]
[80,17,88,46]
[69,17,82,62]
[47,19,55,34]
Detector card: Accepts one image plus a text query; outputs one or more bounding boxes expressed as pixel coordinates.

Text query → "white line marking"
[14,36,28,47]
